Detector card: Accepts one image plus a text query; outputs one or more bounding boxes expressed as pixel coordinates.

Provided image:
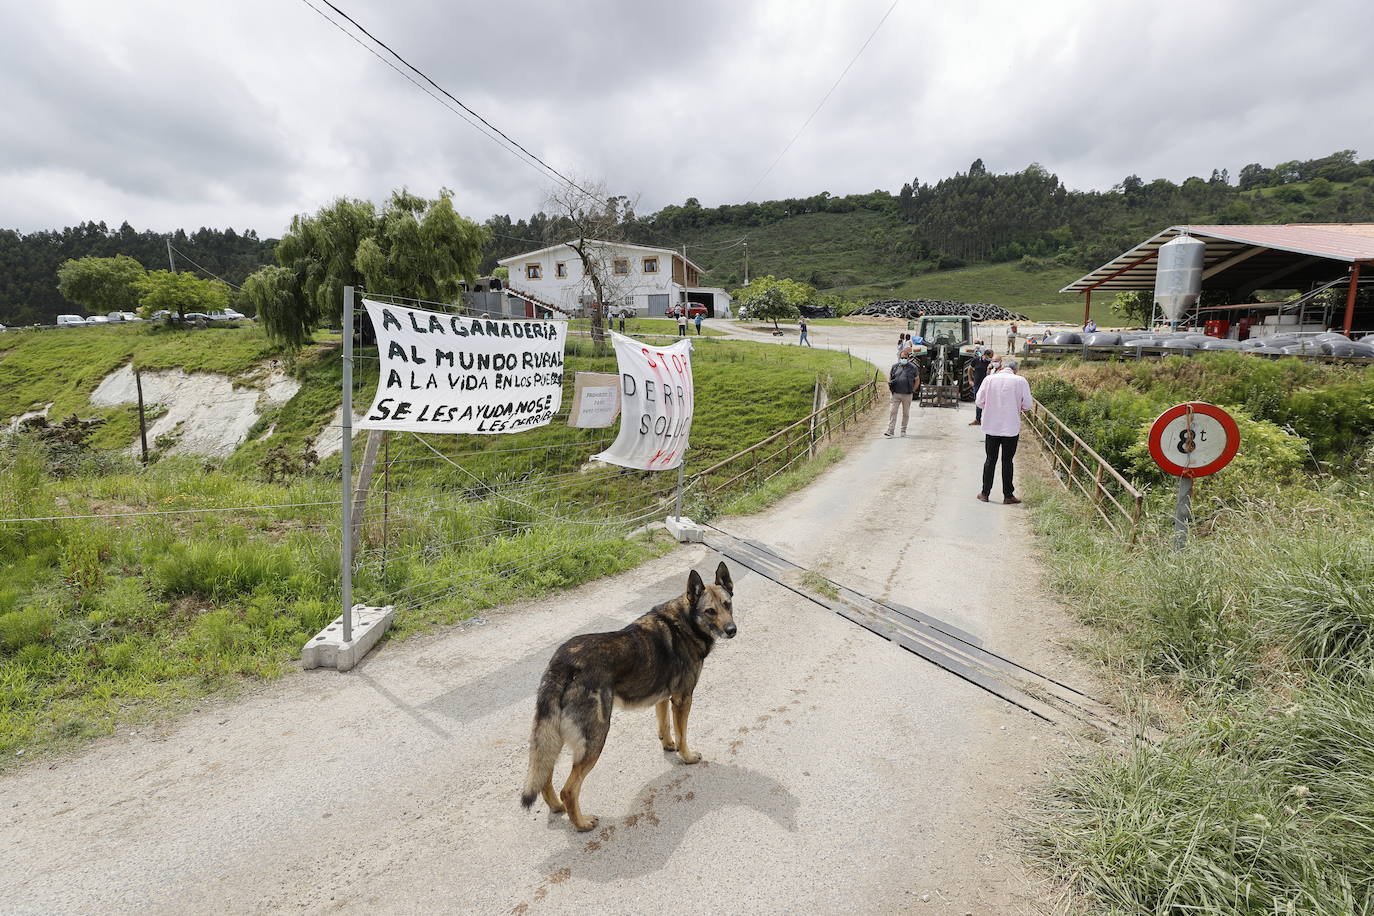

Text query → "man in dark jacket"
[966,349,992,425]
[885,354,920,438]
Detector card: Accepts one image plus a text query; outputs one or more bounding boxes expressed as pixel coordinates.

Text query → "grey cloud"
[1,0,1371,235]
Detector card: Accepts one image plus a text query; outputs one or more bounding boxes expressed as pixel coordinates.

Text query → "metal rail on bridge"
[693,377,880,494]
[1023,399,1145,544]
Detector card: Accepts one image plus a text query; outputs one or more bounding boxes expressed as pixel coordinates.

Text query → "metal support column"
[673,450,686,520]
[340,286,355,643]
[1083,289,1092,326]
[1343,262,1363,335]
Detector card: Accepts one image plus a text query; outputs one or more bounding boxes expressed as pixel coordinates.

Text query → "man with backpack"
[885,352,920,438]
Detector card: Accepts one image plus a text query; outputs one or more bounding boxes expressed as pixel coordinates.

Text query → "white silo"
[1154,234,1206,326]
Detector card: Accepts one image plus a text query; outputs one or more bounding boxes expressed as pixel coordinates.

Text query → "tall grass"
[1027,482,1374,913]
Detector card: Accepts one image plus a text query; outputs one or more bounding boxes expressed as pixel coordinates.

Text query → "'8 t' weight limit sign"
[1148,402,1240,478]
[1149,402,1239,548]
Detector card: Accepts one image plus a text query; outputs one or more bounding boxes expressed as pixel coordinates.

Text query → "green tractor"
[910,315,979,408]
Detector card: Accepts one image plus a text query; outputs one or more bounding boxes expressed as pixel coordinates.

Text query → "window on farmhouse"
[555,262,567,278]
[526,264,542,280]
[613,258,630,275]
[642,256,659,273]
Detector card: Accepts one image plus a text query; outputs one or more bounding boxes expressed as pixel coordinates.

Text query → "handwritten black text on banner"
[592,331,694,470]
[356,300,566,434]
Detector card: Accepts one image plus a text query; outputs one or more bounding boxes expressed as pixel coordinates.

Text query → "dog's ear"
[687,569,705,606]
[715,561,733,596]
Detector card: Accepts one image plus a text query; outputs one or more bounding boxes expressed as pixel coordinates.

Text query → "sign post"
[1147,402,1240,548]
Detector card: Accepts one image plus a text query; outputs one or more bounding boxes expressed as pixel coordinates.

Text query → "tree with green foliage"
[1110,290,1152,325]
[274,196,376,331]
[259,189,486,350]
[354,189,486,300]
[735,276,805,329]
[55,255,146,314]
[242,265,315,349]
[135,270,229,320]
[733,275,816,312]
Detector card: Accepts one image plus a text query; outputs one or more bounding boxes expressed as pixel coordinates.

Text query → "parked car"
[608,304,639,319]
[86,315,111,324]
[107,311,142,322]
[687,304,708,318]
[56,314,86,326]
[208,308,247,321]
[182,312,212,323]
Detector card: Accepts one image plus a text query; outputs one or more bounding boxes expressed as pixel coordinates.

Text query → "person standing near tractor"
[884,352,920,438]
[966,349,992,426]
[974,358,1033,504]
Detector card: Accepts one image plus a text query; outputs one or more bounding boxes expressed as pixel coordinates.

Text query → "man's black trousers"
[982,434,1019,498]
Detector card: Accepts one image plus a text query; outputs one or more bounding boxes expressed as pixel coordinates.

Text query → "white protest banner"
[356,299,566,434]
[567,372,620,428]
[592,331,694,470]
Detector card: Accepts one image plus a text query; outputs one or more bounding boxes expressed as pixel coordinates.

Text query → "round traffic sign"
[1148,402,1240,478]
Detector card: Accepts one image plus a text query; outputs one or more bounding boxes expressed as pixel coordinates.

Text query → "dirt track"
[0,322,1096,915]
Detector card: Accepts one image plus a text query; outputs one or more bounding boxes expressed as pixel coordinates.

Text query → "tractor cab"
[917,316,972,349]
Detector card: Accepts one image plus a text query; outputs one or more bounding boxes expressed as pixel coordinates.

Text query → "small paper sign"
[567,372,621,428]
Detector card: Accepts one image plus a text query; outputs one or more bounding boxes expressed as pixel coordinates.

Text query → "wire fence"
[0,298,880,633]
[1023,399,1144,543]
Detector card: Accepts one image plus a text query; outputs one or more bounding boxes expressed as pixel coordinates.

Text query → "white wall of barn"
[500,243,685,314]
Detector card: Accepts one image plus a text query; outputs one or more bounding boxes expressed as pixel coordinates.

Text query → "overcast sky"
[3,0,1370,236]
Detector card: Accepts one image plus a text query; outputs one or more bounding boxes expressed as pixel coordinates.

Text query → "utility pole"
[682,243,689,310]
[166,238,176,272]
[743,241,749,285]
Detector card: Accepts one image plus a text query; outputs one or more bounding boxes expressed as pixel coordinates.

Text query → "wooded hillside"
[5,150,1374,324]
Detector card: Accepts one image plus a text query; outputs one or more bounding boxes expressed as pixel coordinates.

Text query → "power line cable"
[167,244,243,290]
[745,0,900,199]
[295,0,554,188]
[304,0,604,204]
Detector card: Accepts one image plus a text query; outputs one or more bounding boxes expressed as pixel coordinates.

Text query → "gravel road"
[1,322,1096,915]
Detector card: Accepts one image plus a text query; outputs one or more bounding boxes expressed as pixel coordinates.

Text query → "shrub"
[0,606,56,652]
[1125,408,1308,501]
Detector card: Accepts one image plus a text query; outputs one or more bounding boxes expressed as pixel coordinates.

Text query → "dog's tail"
[520,694,563,808]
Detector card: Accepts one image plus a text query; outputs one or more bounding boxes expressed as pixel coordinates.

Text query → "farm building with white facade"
[497,240,732,318]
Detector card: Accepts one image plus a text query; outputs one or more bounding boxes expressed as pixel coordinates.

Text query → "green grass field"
[0,329,870,764]
[831,261,1086,322]
[671,209,910,290]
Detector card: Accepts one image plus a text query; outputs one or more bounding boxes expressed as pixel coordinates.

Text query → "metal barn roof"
[1061,224,1374,294]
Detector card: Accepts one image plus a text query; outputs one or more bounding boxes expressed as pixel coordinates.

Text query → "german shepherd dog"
[520,561,736,831]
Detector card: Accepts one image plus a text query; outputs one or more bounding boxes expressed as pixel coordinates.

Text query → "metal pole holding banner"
[340,285,354,644]
[674,450,686,521]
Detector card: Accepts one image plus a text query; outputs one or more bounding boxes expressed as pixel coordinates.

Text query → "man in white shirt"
[973,358,1033,504]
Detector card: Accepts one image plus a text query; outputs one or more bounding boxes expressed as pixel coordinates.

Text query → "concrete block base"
[665,516,705,543]
[302,604,397,672]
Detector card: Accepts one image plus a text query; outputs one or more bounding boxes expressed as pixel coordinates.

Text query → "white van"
[56,314,86,326]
